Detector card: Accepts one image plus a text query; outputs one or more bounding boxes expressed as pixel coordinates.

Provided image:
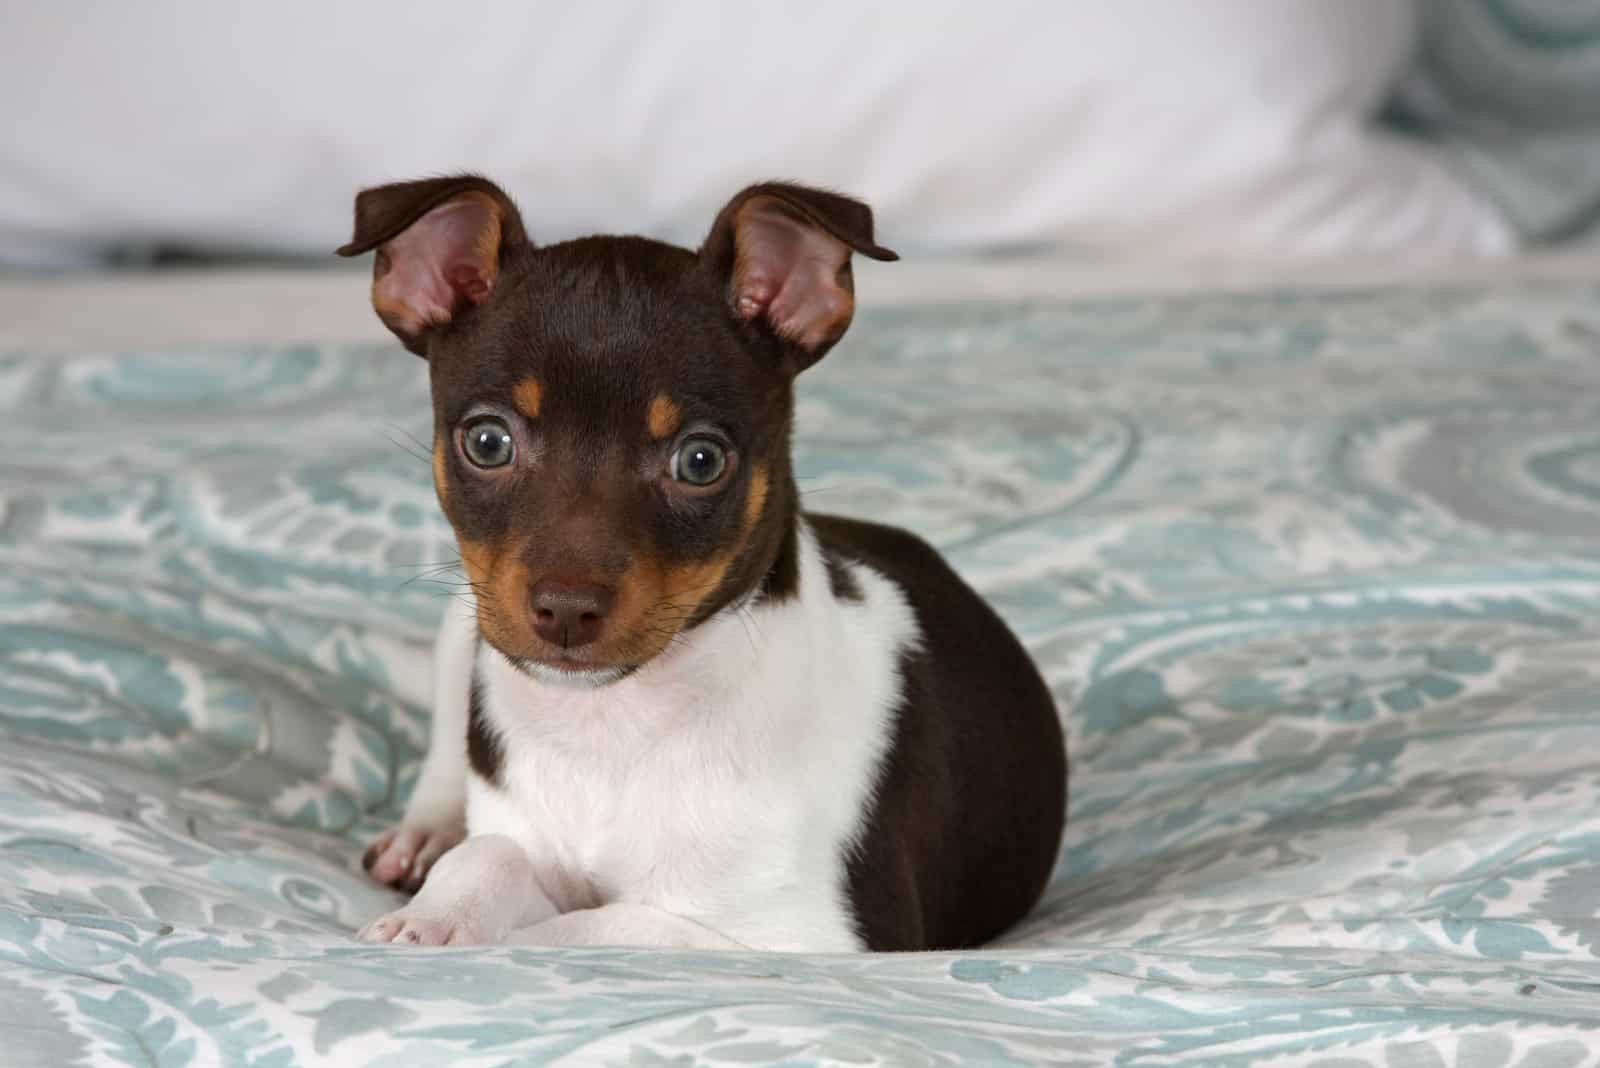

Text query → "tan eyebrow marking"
[513,378,543,419]
[648,394,682,439]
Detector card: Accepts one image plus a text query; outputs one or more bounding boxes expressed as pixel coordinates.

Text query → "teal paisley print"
[2,282,1600,1065]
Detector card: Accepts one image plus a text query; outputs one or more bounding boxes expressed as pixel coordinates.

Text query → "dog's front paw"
[363,822,465,893]
[358,908,487,947]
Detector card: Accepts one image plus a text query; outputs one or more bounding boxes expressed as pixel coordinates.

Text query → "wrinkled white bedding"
[0,1,1518,267]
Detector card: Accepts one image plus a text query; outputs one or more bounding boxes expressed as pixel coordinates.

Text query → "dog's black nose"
[530,579,614,648]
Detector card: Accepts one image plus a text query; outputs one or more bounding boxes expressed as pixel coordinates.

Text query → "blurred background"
[0,0,1597,347]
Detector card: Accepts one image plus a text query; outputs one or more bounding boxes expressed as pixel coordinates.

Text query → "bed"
[2,259,1599,1065]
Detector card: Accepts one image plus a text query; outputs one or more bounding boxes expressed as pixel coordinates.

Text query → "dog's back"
[814,515,1065,950]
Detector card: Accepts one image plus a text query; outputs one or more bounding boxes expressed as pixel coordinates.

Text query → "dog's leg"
[364,595,474,890]
[506,903,746,950]
[358,833,557,945]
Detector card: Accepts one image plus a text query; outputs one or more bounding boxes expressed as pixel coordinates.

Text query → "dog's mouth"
[486,626,660,688]
[475,614,679,689]
[460,538,748,688]
[468,572,709,687]
[507,654,636,690]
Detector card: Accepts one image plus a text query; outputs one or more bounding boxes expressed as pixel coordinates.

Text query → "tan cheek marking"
[655,464,770,620]
[489,556,530,651]
[608,555,674,661]
[457,540,497,638]
[432,436,449,508]
[742,465,770,534]
[665,556,734,609]
[611,465,773,663]
[648,394,681,439]
[513,378,543,420]
[458,539,493,591]
[605,551,728,664]
[607,558,654,632]
[458,537,535,654]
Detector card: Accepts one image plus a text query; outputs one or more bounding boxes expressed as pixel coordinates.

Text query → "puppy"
[342,175,1066,951]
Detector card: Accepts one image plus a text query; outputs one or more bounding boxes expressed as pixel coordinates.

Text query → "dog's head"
[339,175,896,685]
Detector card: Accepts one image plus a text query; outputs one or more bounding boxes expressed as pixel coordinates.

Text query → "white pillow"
[0,0,1513,266]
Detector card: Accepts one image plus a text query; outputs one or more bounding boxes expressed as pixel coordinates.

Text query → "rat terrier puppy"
[343,175,1065,951]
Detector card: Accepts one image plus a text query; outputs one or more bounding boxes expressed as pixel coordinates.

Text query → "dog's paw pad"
[363,824,463,890]
[358,911,480,946]
[357,914,404,943]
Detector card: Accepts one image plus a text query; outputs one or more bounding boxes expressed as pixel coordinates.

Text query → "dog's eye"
[671,437,727,486]
[461,417,514,468]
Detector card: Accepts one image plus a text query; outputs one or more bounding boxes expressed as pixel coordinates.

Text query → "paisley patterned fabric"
[3,281,1600,1065]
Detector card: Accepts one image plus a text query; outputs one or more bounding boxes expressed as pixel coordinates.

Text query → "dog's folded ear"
[337,175,528,357]
[701,183,897,371]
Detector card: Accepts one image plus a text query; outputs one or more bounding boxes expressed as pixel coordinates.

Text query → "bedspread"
[2,281,1600,1065]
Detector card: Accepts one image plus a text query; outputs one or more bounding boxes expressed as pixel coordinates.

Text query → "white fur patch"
[404,521,916,951]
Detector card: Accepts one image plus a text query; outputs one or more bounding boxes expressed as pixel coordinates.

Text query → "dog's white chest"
[462,528,917,951]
